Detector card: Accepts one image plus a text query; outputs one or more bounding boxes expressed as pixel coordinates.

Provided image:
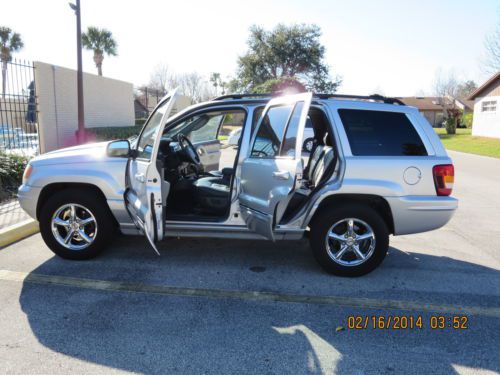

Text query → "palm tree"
[81,27,117,76]
[210,72,221,95]
[0,27,24,98]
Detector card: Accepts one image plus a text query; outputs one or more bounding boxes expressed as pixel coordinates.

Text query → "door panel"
[239,93,312,240]
[125,88,179,253]
[193,139,221,172]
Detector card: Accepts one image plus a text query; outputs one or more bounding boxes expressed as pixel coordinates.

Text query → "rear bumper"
[17,184,42,220]
[386,196,458,235]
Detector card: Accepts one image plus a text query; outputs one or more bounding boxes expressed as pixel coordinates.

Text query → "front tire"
[310,204,389,277]
[39,188,115,260]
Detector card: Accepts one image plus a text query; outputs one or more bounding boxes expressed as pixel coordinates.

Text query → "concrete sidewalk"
[0,199,31,230]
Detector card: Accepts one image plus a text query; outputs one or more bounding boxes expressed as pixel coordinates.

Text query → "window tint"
[338,109,427,156]
[281,102,304,157]
[251,105,293,158]
[136,99,170,160]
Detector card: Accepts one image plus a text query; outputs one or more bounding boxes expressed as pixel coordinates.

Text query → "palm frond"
[82,26,118,56]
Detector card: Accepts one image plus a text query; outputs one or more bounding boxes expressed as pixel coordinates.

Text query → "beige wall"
[35,61,134,153]
[481,79,500,98]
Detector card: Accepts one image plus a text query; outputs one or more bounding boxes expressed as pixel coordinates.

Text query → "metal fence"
[0,59,38,157]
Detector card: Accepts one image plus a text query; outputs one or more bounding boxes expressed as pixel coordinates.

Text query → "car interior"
[157,105,338,223]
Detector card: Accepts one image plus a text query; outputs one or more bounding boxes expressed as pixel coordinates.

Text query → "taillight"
[433,164,454,196]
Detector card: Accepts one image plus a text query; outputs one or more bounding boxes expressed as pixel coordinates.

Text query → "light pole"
[69,0,85,143]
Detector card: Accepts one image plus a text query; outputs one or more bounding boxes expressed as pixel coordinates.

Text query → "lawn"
[434,128,500,158]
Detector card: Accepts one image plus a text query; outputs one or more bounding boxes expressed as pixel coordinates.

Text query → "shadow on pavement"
[18,236,500,374]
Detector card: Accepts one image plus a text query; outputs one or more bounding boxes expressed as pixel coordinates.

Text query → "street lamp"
[69,0,85,143]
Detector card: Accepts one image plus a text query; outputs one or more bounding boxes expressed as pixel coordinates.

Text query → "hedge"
[86,125,143,141]
[0,153,29,202]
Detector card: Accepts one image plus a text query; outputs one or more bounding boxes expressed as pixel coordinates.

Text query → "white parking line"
[1,269,499,318]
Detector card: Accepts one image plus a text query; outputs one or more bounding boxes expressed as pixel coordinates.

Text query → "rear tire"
[39,188,115,260]
[310,204,389,277]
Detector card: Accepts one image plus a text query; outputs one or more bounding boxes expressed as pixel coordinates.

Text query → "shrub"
[445,117,457,135]
[462,113,473,129]
[86,125,143,141]
[0,153,29,201]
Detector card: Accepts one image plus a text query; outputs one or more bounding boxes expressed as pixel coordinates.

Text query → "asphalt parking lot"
[0,150,499,374]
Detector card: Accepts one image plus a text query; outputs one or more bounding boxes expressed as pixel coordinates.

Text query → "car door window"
[136,100,170,160]
[251,105,293,158]
[281,101,305,157]
[164,110,246,143]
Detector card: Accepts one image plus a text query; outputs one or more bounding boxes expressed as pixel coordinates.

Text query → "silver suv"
[18,91,458,276]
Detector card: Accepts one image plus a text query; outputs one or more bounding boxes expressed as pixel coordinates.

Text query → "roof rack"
[213,93,276,100]
[213,92,405,105]
[314,93,406,105]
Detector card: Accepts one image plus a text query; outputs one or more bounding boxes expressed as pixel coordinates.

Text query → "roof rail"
[314,93,406,105]
[213,93,275,100]
[213,92,405,105]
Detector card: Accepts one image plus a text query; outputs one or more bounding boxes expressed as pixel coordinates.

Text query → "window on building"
[481,100,497,112]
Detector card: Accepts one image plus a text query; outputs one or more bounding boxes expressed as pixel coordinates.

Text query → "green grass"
[434,128,500,158]
[218,135,228,141]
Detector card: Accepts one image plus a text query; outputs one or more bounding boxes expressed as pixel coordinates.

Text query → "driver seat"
[193,168,232,214]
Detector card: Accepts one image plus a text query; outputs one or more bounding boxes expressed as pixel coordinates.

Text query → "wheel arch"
[36,183,117,227]
[308,194,395,234]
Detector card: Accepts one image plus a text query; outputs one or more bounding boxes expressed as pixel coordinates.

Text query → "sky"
[1,0,499,96]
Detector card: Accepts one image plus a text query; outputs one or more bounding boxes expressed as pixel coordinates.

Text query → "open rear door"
[125,89,179,254]
[238,92,312,240]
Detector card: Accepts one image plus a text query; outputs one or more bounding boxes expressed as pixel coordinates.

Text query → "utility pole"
[69,0,85,143]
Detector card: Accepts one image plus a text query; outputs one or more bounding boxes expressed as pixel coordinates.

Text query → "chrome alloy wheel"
[325,218,376,266]
[51,203,98,250]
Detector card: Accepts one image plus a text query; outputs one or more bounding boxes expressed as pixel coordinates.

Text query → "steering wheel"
[177,133,201,167]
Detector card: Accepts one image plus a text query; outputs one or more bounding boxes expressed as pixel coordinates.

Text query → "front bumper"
[17,184,42,220]
[386,196,458,235]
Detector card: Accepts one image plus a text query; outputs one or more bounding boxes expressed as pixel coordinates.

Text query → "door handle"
[197,148,205,156]
[273,170,290,180]
[135,173,146,183]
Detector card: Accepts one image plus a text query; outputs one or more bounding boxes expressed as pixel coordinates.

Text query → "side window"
[164,110,246,143]
[251,105,293,158]
[281,102,305,156]
[188,114,223,143]
[251,106,265,133]
[136,99,169,160]
[338,109,427,156]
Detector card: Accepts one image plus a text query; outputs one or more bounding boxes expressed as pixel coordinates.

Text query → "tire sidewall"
[310,204,389,277]
[39,189,114,260]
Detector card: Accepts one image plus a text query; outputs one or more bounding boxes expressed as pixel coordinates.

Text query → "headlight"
[22,164,33,185]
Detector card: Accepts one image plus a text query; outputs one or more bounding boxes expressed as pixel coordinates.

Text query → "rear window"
[338,109,427,156]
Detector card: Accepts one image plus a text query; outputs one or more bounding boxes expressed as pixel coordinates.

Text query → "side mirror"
[106,140,130,157]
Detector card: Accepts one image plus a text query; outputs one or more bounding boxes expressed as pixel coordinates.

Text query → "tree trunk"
[93,52,104,76]
[1,61,7,99]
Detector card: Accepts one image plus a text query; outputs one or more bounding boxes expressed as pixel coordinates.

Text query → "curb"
[0,219,39,248]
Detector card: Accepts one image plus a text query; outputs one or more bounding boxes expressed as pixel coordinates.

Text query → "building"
[468,72,500,138]
[398,96,474,127]
[397,97,446,127]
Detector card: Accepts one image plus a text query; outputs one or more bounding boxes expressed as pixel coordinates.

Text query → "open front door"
[125,89,179,254]
[239,92,312,240]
